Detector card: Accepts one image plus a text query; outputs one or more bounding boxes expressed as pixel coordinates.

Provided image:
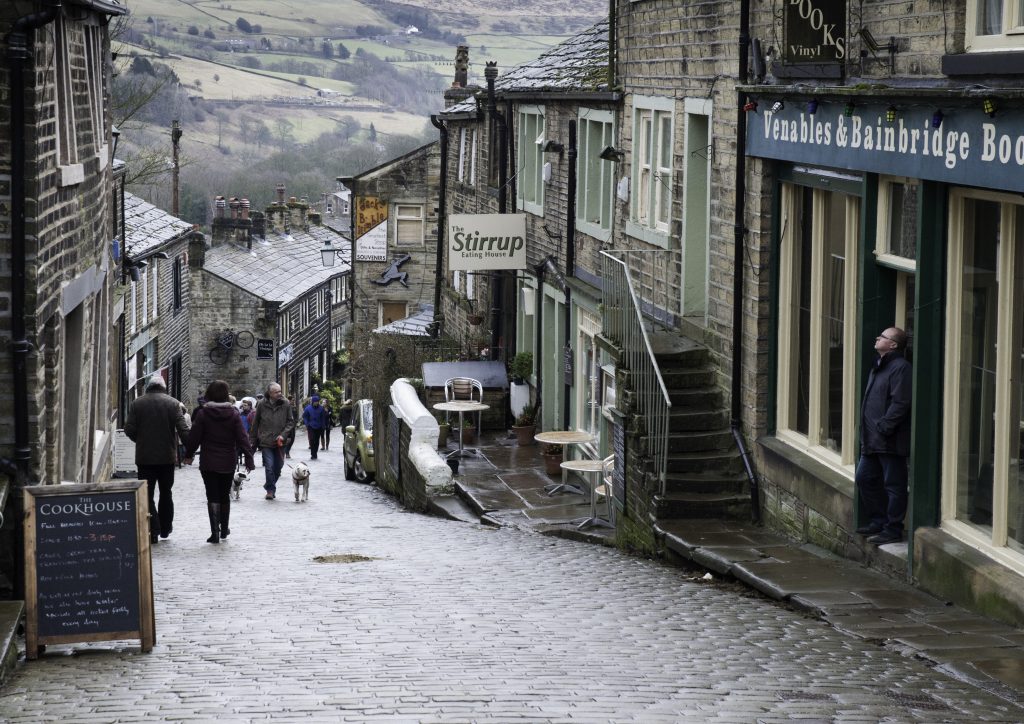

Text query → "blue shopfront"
[746,94,1024,626]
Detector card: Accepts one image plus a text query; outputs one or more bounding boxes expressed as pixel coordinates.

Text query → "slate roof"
[123,192,193,257]
[442,20,609,115]
[373,304,434,337]
[202,225,351,307]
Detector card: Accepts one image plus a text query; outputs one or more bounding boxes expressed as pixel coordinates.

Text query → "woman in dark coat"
[184,380,255,543]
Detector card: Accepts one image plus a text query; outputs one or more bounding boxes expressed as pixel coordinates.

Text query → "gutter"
[732,0,761,523]
[429,115,448,337]
[2,0,64,486]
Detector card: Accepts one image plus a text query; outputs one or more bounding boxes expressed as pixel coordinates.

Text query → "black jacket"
[860,350,912,457]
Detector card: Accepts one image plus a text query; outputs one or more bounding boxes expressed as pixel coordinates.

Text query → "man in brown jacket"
[249,382,295,500]
[125,375,190,543]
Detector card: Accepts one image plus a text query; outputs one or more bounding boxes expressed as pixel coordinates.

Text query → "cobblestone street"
[1,448,1023,722]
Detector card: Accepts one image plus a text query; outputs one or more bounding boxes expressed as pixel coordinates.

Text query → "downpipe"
[429,115,448,337]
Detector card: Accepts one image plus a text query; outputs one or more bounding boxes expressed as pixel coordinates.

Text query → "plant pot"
[543,452,563,476]
[438,423,451,448]
[512,424,536,446]
[467,313,484,326]
[461,426,476,445]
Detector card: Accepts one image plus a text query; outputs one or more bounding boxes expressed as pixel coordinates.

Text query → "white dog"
[231,471,246,501]
[291,462,310,502]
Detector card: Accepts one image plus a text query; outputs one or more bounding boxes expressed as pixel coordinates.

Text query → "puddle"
[313,554,381,564]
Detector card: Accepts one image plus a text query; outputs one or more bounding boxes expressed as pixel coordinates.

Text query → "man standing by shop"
[856,327,912,545]
[125,375,190,544]
[302,395,329,460]
[250,383,295,500]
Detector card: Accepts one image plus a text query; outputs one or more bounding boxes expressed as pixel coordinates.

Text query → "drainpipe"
[429,115,448,337]
[563,121,578,426]
[533,262,546,421]
[1,0,63,487]
[485,63,506,360]
[732,0,761,523]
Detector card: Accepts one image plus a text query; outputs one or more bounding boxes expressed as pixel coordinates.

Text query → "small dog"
[291,462,310,503]
[231,471,246,501]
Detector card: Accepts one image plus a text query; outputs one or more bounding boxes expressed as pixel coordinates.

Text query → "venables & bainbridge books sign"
[746,101,1024,193]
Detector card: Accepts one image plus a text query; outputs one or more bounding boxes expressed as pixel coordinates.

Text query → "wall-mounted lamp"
[983,98,997,118]
[770,100,784,114]
[541,140,564,154]
[123,257,148,284]
[931,109,944,128]
[320,239,341,267]
[599,145,625,162]
[806,98,819,115]
[885,105,898,123]
[843,102,855,117]
[743,100,758,113]
[111,124,121,159]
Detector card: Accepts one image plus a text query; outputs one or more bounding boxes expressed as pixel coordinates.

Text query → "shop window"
[628,96,674,245]
[967,0,1024,52]
[576,109,615,241]
[395,204,424,246]
[876,177,918,270]
[943,190,1024,568]
[776,183,860,469]
[516,106,545,216]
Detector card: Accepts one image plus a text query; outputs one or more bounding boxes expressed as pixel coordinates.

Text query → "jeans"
[138,463,175,538]
[261,447,284,493]
[855,453,909,536]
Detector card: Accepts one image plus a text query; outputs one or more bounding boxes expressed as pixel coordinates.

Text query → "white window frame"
[576,108,615,242]
[775,183,861,473]
[942,187,1024,575]
[84,24,109,170]
[141,269,149,325]
[452,269,462,294]
[469,129,477,186]
[55,16,84,186]
[516,105,545,217]
[966,0,1024,52]
[151,259,159,321]
[466,271,475,301]
[457,128,467,182]
[626,96,674,247]
[129,282,137,334]
[875,176,918,272]
[394,204,424,247]
[575,309,602,437]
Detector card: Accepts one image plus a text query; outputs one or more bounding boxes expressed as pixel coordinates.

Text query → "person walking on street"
[249,383,294,500]
[303,395,329,460]
[321,399,334,451]
[856,327,912,546]
[183,380,255,544]
[125,376,190,544]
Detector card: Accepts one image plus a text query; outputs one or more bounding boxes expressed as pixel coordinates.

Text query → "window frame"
[966,0,1024,52]
[576,108,615,242]
[626,96,674,247]
[54,16,84,185]
[516,105,546,217]
[875,176,919,272]
[394,203,425,247]
[775,182,861,472]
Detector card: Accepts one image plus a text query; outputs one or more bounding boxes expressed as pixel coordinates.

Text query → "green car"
[343,399,375,483]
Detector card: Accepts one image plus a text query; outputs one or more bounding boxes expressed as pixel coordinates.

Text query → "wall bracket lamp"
[599,145,625,162]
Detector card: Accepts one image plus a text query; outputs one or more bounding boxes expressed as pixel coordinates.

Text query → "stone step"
[668,407,730,432]
[658,429,735,453]
[649,333,708,367]
[668,386,722,408]
[658,366,716,390]
[654,491,752,520]
[664,448,744,474]
[0,601,23,688]
[663,471,749,495]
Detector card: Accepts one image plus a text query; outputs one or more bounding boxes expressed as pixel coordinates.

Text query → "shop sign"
[783,0,847,63]
[448,214,527,271]
[256,338,274,360]
[356,221,387,262]
[278,342,293,368]
[746,101,1024,194]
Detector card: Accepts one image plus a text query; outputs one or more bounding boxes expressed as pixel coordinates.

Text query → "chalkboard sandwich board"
[23,480,154,659]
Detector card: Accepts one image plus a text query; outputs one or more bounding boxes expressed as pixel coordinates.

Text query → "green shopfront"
[746,96,1024,626]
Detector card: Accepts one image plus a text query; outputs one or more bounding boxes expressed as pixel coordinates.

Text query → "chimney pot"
[276,184,286,204]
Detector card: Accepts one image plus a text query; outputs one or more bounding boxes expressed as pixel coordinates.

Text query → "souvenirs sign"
[355,197,388,262]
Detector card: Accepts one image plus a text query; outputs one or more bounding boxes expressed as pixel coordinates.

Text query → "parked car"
[343,399,375,483]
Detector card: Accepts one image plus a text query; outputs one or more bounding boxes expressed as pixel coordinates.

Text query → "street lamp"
[320,238,341,267]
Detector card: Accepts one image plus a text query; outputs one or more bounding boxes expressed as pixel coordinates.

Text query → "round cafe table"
[433,401,489,459]
[534,430,596,495]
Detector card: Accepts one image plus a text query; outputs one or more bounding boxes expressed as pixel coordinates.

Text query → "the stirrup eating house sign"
[447,214,527,271]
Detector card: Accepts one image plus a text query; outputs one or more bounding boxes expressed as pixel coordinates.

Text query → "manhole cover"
[313,554,380,564]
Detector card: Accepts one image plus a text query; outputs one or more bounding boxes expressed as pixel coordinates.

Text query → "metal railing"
[600,250,673,496]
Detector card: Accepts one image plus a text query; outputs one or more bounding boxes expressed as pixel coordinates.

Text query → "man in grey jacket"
[125,375,190,543]
[249,382,295,500]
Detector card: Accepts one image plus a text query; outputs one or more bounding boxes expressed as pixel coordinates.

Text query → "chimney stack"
[276,183,286,204]
[453,45,469,88]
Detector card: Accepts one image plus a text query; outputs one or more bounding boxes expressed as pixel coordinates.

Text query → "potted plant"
[461,418,477,445]
[508,352,533,383]
[542,442,563,476]
[512,404,537,446]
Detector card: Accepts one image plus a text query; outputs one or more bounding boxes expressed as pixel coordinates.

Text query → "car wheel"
[354,454,373,483]
[344,453,355,480]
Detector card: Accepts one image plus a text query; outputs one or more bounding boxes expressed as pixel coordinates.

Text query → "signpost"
[23,480,154,659]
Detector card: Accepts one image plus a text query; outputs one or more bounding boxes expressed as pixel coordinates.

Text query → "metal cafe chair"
[443,377,484,431]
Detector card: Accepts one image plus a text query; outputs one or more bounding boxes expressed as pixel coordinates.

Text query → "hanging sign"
[356,221,388,262]
[783,0,847,63]
[448,214,527,271]
[256,338,274,360]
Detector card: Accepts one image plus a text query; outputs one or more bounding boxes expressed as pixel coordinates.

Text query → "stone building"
[189,191,351,402]
[0,0,127,672]
[121,191,199,414]
[339,142,441,372]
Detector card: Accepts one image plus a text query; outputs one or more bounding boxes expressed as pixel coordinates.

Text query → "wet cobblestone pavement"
[1,447,1023,722]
